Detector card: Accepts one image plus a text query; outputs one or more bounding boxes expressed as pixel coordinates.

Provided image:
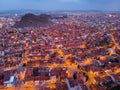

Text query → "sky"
[0,0,120,11]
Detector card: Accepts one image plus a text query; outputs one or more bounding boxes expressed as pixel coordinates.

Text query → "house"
[66,78,87,90]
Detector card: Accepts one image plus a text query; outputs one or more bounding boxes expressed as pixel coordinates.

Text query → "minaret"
[24,41,29,62]
[21,41,29,65]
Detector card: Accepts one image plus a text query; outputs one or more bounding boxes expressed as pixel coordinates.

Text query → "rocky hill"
[14,13,53,28]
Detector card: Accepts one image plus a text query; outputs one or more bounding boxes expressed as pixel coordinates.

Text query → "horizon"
[0,9,120,15]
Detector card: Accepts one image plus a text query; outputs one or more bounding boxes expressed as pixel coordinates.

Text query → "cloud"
[0,0,120,11]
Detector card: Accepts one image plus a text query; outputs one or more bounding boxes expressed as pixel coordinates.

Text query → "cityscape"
[0,0,120,90]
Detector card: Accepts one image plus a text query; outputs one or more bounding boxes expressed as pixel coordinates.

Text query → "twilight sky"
[0,0,120,11]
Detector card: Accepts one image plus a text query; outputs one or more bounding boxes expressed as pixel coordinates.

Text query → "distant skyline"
[0,0,120,11]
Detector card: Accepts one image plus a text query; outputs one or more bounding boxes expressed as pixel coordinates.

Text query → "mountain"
[0,9,43,15]
[14,13,53,28]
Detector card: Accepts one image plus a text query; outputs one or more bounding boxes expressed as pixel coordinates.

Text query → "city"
[0,0,120,90]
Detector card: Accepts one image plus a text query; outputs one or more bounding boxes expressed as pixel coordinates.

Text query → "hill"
[14,13,53,28]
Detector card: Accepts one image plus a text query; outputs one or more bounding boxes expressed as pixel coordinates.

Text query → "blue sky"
[0,0,120,11]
